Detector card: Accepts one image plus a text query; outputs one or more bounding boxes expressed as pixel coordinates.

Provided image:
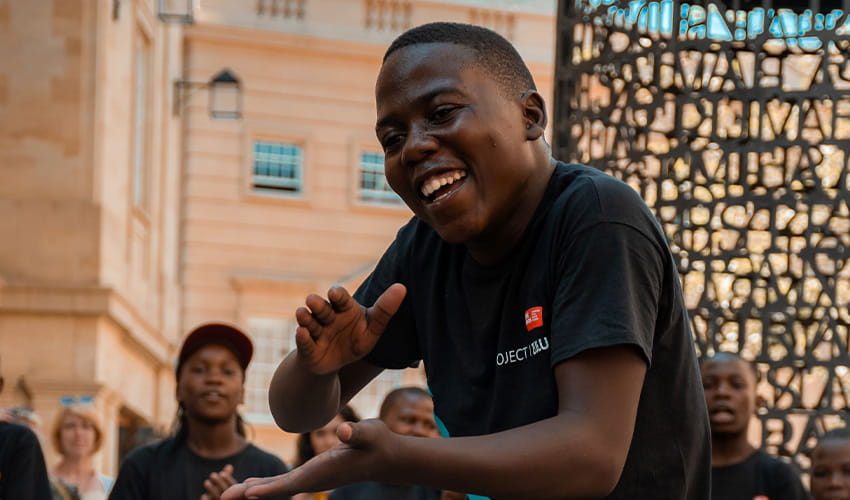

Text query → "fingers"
[327,286,356,312]
[337,419,381,448]
[305,294,335,326]
[294,326,317,356]
[295,307,322,338]
[221,483,249,500]
[220,464,236,485]
[222,476,282,500]
[204,464,237,499]
[204,475,230,497]
[366,283,407,335]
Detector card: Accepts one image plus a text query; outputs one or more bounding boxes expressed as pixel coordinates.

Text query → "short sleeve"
[550,220,662,367]
[354,229,419,369]
[109,447,153,500]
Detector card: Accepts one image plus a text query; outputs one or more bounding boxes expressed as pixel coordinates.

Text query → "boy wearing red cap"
[110,323,291,500]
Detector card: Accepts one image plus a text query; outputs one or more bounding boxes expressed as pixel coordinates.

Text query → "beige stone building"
[0,0,555,473]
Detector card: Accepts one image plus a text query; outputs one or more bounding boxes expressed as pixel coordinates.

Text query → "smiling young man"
[110,323,290,500]
[701,352,808,500]
[224,22,710,500]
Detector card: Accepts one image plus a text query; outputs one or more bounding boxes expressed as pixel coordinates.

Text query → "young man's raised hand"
[293,284,406,376]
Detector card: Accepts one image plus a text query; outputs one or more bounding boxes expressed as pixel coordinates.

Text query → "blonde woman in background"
[50,404,114,500]
[292,405,360,500]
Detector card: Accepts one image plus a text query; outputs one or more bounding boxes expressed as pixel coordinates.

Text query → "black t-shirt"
[0,422,52,500]
[109,437,290,500]
[329,481,441,500]
[355,162,712,499]
[712,451,810,500]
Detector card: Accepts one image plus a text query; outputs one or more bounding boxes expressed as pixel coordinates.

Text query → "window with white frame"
[358,151,402,205]
[132,31,151,210]
[349,368,406,419]
[252,141,303,194]
[244,318,297,422]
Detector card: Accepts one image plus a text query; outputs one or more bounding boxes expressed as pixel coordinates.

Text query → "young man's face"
[700,358,757,437]
[812,438,850,500]
[382,394,439,438]
[375,42,542,249]
[177,344,245,423]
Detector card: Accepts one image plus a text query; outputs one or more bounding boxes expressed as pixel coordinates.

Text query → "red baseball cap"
[176,323,253,377]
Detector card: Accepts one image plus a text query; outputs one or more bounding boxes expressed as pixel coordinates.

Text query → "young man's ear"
[521,90,547,141]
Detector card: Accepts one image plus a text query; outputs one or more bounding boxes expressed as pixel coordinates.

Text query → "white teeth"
[420,170,467,197]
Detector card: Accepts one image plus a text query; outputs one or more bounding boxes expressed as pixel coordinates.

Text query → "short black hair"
[819,427,850,444]
[700,351,760,382]
[379,386,432,420]
[383,22,536,96]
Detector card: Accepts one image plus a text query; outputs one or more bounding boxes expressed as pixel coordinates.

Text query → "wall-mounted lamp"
[173,69,242,119]
[158,0,194,24]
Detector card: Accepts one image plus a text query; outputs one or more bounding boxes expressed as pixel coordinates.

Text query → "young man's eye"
[430,106,457,123]
[381,134,404,152]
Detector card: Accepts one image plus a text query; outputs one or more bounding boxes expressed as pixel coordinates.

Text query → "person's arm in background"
[267,285,405,432]
[224,344,646,500]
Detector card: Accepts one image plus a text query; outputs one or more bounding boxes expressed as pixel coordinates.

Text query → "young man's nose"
[401,127,438,167]
[828,469,849,487]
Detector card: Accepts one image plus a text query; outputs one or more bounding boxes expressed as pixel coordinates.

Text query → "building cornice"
[0,284,173,364]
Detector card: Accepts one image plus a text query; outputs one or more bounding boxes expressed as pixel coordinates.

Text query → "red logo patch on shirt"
[525,307,544,332]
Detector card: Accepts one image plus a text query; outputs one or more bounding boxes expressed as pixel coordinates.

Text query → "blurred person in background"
[811,428,850,500]
[109,323,290,500]
[702,352,809,500]
[329,387,465,500]
[49,403,113,500]
[0,366,52,500]
[293,405,360,500]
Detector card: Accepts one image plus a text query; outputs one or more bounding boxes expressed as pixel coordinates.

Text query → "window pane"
[252,140,303,194]
[358,151,402,204]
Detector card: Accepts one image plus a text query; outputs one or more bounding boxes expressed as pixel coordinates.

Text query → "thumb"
[337,421,376,448]
[221,463,234,477]
[366,283,407,335]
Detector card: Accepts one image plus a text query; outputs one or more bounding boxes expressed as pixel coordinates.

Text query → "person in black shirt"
[0,369,52,500]
[702,352,809,500]
[0,421,53,500]
[110,323,290,500]
[223,22,710,500]
[811,428,850,500]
